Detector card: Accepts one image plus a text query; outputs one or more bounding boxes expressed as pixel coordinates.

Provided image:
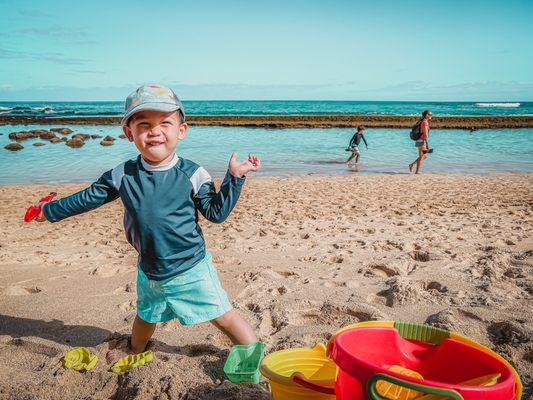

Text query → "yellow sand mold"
[110,350,153,374]
[64,347,99,372]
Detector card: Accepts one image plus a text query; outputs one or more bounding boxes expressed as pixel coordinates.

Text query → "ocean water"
[1,124,532,185]
[0,100,532,117]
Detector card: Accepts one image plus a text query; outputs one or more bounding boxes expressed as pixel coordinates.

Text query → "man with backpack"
[408,110,432,174]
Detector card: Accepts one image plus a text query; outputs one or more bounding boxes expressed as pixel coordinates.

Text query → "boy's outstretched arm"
[193,153,260,224]
[39,169,120,222]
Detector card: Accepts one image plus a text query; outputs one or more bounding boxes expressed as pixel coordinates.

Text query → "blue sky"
[1,0,532,101]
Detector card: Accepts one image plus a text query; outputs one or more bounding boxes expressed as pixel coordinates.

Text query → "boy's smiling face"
[123,110,187,166]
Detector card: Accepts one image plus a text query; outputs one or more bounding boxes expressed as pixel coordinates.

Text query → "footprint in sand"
[114,282,134,293]
[408,250,432,262]
[89,265,131,278]
[5,285,43,296]
[364,263,400,278]
[118,300,136,312]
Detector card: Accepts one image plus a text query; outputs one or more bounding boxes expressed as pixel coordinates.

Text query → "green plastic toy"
[224,341,265,383]
[64,347,99,372]
[110,350,153,373]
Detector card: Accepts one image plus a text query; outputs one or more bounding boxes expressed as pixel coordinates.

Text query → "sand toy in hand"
[24,192,56,222]
[64,347,99,372]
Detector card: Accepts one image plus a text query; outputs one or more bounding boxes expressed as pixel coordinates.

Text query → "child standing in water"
[346,126,368,166]
[35,84,260,363]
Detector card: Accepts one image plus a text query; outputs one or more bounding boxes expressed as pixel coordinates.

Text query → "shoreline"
[2,114,533,129]
[3,172,533,188]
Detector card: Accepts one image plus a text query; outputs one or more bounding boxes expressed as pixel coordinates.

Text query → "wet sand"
[2,114,533,129]
[0,174,532,399]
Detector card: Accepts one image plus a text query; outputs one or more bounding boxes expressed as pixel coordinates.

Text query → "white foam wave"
[476,102,520,108]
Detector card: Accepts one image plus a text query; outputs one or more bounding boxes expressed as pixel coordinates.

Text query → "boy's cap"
[121,84,185,126]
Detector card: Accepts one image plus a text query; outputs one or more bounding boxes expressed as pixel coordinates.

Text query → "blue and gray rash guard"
[43,154,245,280]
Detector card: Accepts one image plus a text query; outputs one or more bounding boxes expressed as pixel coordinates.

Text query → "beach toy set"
[258,321,522,400]
[63,347,153,374]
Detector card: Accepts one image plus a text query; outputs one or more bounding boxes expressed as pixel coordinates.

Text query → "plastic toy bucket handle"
[367,373,464,400]
[292,372,335,395]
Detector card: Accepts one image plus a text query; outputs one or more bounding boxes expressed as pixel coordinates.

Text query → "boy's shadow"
[0,313,112,347]
[0,314,229,381]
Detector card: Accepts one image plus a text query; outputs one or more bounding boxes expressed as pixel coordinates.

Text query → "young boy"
[35,84,260,363]
[346,126,368,166]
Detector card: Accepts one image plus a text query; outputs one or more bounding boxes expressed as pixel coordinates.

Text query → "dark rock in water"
[100,139,114,146]
[66,138,85,148]
[103,135,116,141]
[61,137,68,142]
[72,133,91,141]
[119,134,127,139]
[50,127,73,135]
[33,142,46,147]
[30,129,49,135]
[50,137,63,143]
[91,134,103,139]
[8,131,39,141]
[39,131,57,140]
[5,143,23,151]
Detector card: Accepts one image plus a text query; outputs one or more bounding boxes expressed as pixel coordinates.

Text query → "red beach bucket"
[327,321,521,400]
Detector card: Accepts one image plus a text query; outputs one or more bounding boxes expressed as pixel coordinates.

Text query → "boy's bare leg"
[211,309,258,345]
[106,315,156,364]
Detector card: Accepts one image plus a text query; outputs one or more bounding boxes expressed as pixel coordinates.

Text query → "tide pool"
[1,125,532,185]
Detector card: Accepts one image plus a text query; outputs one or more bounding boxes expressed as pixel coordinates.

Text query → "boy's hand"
[228,152,261,178]
[35,200,50,222]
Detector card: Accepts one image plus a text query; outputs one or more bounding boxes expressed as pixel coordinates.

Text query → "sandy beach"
[0,173,531,399]
[2,114,533,129]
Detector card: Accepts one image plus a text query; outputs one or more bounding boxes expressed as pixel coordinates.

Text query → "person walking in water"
[408,110,432,174]
[346,126,368,166]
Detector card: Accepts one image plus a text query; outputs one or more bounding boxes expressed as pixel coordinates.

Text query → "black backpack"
[410,119,422,141]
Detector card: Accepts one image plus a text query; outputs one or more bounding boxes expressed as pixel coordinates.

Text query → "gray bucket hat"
[121,84,185,126]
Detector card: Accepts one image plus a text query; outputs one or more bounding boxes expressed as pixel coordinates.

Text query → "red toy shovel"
[24,192,57,222]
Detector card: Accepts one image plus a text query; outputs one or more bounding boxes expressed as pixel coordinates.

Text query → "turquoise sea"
[0,100,532,117]
[1,124,532,185]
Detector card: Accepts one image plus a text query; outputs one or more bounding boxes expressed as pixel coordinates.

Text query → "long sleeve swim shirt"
[43,154,245,280]
[349,133,368,147]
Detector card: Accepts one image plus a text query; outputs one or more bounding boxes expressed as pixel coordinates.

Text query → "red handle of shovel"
[24,192,57,222]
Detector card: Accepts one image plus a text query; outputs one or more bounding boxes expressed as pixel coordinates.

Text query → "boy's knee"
[213,310,236,328]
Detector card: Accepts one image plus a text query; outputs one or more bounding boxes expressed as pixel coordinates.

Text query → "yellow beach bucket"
[260,343,337,400]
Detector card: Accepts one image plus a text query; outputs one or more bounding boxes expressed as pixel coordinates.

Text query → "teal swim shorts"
[136,252,233,325]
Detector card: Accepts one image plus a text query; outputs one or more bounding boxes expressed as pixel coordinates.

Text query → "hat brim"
[121,102,181,126]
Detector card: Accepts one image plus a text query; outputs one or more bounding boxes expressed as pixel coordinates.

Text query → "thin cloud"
[18,26,89,39]
[17,9,54,18]
[70,69,107,75]
[0,46,86,65]
[0,25,97,45]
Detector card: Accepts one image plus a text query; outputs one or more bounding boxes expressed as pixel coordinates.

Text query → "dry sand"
[0,173,531,399]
